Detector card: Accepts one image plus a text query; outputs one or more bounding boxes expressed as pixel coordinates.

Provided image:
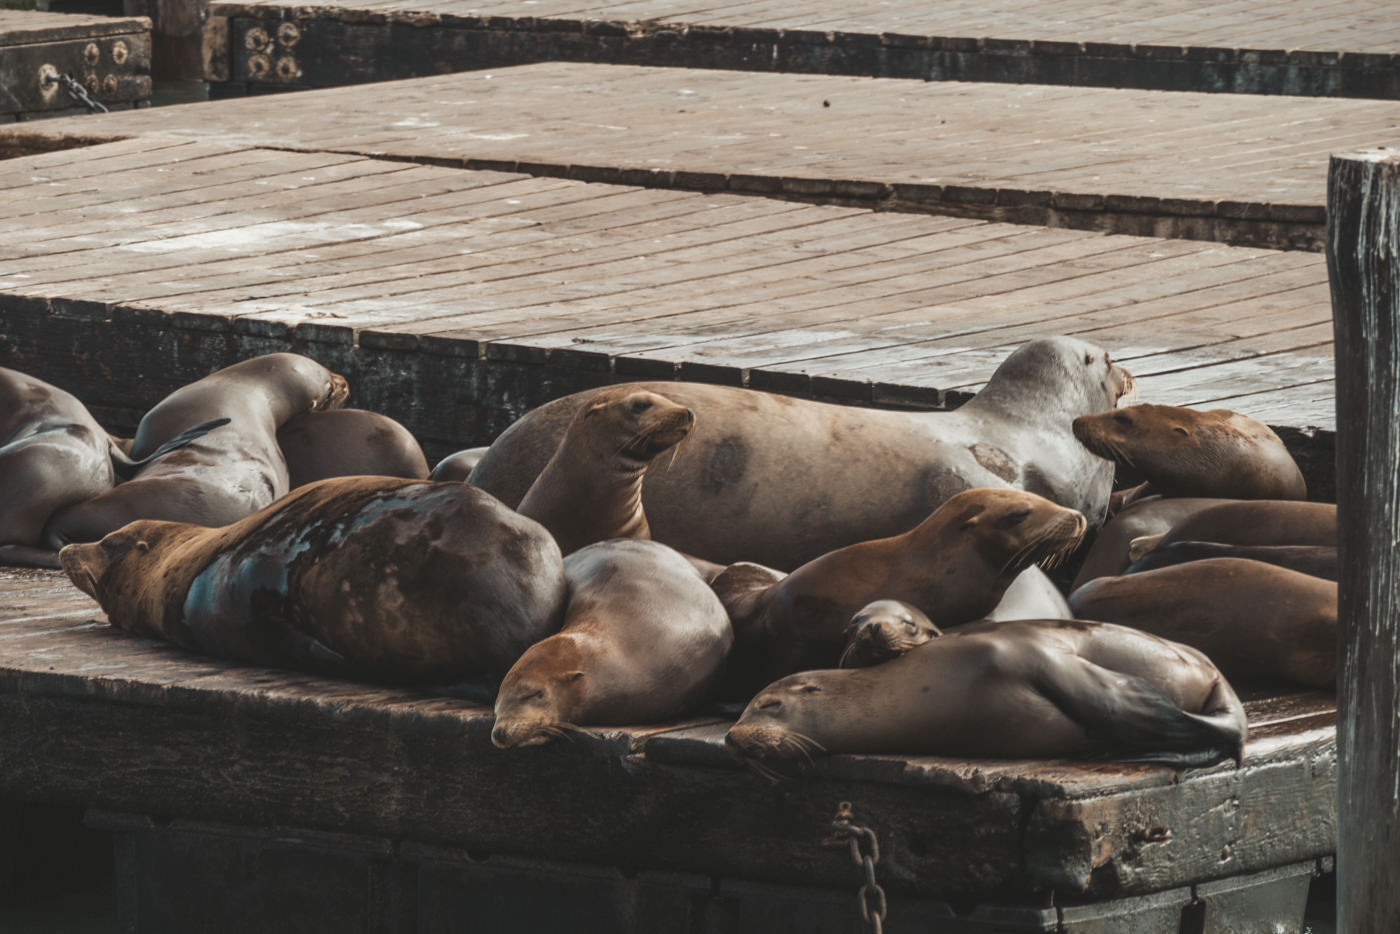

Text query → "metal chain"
[42,72,108,114]
[823,800,888,934]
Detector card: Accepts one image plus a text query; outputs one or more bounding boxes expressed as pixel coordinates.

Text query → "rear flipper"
[113,417,232,478]
[0,544,62,569]
[1036,655,1247,768]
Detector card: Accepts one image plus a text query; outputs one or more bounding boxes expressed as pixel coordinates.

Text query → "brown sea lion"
[517,388,695,556]
[0,368,224,568]
[839,600,942,668]
[726,618,1247,767]
[44,353,348,546]
[1073,404,1307,503]
[1124,540,1337,581]
[1069,557,1336,689]
[1148,500,1336,551]
[1070,497,1233,590]
[429,447,491,483]
[59,477,567,681]
[469,337,1133,570]
[491,538,732,747]
[723,488,1087,690]
[277,408,429,489]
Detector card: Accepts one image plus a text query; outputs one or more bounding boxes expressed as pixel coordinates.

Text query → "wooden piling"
[1326,147,1400,933]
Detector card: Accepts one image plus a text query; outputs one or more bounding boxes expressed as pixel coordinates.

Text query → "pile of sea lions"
[8,335,1338,774]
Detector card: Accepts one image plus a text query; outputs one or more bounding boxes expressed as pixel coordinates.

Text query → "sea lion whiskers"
[779,729,827,762]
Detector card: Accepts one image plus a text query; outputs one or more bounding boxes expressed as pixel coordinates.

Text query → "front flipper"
[0,544,62,569]
[113,417,232,478]
[1034,654,1247,768]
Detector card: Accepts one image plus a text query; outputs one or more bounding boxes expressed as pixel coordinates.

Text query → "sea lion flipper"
[113,417,233,477]
[1036,655,1245,767]
[0,544,62,569]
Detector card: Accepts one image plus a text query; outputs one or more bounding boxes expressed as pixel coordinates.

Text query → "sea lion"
[839,600,942,668]
[1069,557,1336,689]
[44,353,349,546]
[726,618,1247,767]
[469,337,1133,570]
[1070,497,1232,590]
[724,488,1087,690]
[517,388,695,556]
[429,447,491,482]
[491,538,732,747]
[59,477,568,681]
[0,368,224,568]
[1147,500,1336,551]
[1125,541,1338,581]
[1072,404,1307,502]
[276,408,429,488]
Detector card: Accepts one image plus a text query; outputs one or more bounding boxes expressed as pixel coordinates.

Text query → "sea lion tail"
[114,417,233,477]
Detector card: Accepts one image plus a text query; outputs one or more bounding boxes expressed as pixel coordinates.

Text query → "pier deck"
[0,566,1336,932]
[198,0,1400,98]
[11,63,1400,250]
[0,137,1336,462]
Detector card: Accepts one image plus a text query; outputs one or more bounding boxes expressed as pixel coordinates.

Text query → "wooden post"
[1327,147,1400,933]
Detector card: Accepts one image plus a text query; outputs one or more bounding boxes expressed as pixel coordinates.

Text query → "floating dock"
[0,10,151,122]
[198,0,1400,98]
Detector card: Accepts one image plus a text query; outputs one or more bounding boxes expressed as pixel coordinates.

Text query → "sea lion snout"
[57,542,103,598]
[320,372,350,411]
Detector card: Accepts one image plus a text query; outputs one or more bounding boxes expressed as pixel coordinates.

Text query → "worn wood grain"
[9,64,1398,248]
[1326,147,1400,932]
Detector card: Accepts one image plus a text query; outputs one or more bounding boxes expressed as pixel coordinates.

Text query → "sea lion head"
[59,519,190,636]
[725,673,836,763]
[839,599,942,668]
[491,638,590,749]
[980,338,1135,416]
[577,388,695,462]
[930,488,1088,577]
[256,352,349,413]
[1071,404,1302,499]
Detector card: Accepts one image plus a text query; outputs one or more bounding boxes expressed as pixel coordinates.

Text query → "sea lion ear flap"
[1172,426,1190,437]
[565,670,585,681]
[136,541,150,554]
[583,402,605,419]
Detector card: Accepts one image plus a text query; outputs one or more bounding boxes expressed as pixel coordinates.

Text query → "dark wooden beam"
[1327,146,1400,932]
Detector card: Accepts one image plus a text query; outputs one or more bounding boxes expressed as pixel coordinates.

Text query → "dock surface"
[0,137,1334,440]
[0,564,1337,919]
[15,64,1400,250]
[206,0,1400,98]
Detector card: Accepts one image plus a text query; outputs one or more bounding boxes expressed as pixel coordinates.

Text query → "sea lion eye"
[1084,353,1094,365]
[1172,426,1189,436]
[136,540,150,553]
[799,684,822,694]
[523,689,544,701]
[1112,411,1132,425]
[630,399,653,415]
[999,509,1032,528]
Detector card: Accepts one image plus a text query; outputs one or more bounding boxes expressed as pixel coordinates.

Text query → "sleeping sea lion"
[277,408,429,488]
[469,337,1133,569]
[1069,557,1336,689]
[726,618,1247,767]
[59,476,567,681]
[491,538,732,746]
[721,488,1087,691]
[1072,404,1306,503]
[45,353,348,545]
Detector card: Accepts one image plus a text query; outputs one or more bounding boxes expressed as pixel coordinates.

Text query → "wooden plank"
[9,63,1397,247]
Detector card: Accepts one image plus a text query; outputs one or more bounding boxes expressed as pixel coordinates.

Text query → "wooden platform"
[0,564,1336,932]
[0,10,151,121]
[0,137,1338,470]
[199,0,1400,99]
[10,64,1398,250]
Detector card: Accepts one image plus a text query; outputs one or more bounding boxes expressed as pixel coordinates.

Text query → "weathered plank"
[0,10,151,120]
[1326,147,1400,932]
[0,569,1338,905]
[9,63,1400,249]
[193,0,1400,99]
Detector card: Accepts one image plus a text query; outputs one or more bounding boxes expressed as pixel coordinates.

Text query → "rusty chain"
[43,72,108,114]
[823,800,888,934]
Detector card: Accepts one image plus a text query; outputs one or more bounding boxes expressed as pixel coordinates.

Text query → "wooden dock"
[0,10,151,122]
[198,0,1400,98]
[0,136,1336,462]
[14,63,1400,250]
[0,566,1335,932]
